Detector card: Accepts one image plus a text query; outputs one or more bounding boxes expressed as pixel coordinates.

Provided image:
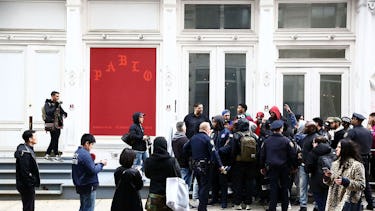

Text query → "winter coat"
[111,166,143,211]
[43,99,67,128]
[324,158,365,211]
[128,112,147,151]
[14,144,40,191]
[144,138,181,195]
[305,143,335,193]
[72,146,104,194]
[171,132,190,168]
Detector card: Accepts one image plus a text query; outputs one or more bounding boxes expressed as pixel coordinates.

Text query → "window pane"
[320,75,341,120]
[279,49,345,58]
[224,5,251,29]
[283,75,304,118]
[189,53,210,114]
[225,54,246,116]
[278,3,347,28]
[185,5,220,29]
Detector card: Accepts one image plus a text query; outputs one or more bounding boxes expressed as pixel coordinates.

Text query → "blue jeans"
[313,191,327,211]
[133,150,149,171]
[299,166,309,207]
[192,178,199,200]
[180,167,192,187]
[79,190,96,211]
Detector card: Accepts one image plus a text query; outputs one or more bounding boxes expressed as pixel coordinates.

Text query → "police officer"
[346,113,374,210]
[183,122,224,211]
[260,120,297,211]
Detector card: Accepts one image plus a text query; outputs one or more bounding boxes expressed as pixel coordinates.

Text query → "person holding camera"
[43,91,67,161]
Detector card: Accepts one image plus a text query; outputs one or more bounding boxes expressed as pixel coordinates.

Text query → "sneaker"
[44,154,52,161]
[246,204,251,210]
[234,204,242,210]
[54,155,63,162]
[366,204,374,210]
[190,199,199,208]
[221,202,227,209]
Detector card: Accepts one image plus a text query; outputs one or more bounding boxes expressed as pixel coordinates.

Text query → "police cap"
[352,112,366,121]
[270,120,284,130]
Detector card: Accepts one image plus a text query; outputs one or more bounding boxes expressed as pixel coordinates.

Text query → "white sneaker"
[44,154,52,161]
[234,204,242,210]
[246,205,251,210]
[54,155,63,162]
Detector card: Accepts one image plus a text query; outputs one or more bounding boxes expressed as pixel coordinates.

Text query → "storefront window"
[189,53,210,114]
[279,49,345,58]
[278,3,347,28]
[283,75,304,117]
[185,4,251,29]
[225,54,246,116]
[320,75,341,119]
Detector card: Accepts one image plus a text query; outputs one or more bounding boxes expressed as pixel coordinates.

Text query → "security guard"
[183,122,224,211]
[260,120,296,211]
[346,112,374,210]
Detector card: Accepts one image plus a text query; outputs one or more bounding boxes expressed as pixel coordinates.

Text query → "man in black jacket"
[128,112,150,175]
[184,103,211,139]
[172,122,191,187]
[15,130,40,211]
[43,91,67,161]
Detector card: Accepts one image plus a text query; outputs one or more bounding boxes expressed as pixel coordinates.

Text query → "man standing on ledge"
[43,91,67,161]
[72,133,107,211]
[15,130,40,211]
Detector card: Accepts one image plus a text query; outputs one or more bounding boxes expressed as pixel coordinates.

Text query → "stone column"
[354,0,375,116]
[257,0,276,113]
[63,0,83,153]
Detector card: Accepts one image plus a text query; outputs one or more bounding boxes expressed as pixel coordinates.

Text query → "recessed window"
[279,49,346,58]
[320,75,341,119]
[189,53,210,114]
[283,75,304,118]
[185,4,251,29]
[278,3,347,28]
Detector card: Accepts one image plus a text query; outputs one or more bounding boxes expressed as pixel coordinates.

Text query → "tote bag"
[166,177,189,211]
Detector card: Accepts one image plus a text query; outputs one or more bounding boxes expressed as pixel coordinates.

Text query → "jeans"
[79,190,96,211]
[299,166,309,207]
[46,129,61,156]
[180,167,192,188]
[192,178,199,200]
[133,150,149,171]
[313,191,327,211]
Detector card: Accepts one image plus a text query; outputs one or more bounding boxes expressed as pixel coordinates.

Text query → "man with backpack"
[231,118,258,210]
[260,120,297,211]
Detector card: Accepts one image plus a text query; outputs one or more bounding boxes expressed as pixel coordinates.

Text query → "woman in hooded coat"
[111,148,143,211]
[144,137,181,211]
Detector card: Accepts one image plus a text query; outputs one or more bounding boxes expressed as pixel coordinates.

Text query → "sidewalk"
[0,198,314,211]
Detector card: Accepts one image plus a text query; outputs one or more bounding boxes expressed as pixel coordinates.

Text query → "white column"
[354,0,375,116]
[161,0,177,153]
[63,0,83,153]
[257,0,276,115]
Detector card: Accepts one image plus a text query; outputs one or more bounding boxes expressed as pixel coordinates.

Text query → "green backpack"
[235,131,257,162]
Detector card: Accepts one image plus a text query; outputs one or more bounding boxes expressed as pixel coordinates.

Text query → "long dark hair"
[338,138,362,168]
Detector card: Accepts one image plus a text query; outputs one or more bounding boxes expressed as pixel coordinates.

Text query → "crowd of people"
[14,93,375,211]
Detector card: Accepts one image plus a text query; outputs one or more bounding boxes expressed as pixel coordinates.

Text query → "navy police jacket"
[260,133,296,168]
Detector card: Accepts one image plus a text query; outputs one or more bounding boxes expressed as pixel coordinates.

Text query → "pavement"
[0,198,317,211]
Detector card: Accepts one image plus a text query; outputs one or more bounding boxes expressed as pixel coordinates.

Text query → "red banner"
[90,48,156,136]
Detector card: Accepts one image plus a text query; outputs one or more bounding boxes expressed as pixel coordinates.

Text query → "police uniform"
[346,113,374,208]
[260,120,296,211]
[183,132,214,211]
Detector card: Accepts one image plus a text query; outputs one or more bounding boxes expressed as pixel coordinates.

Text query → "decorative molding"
[369,0,375,13]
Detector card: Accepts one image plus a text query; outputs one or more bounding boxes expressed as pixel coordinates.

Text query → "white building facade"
[0,0,374,164]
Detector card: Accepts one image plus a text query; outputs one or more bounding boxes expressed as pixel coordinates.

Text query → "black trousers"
[362,155,374,206]
[210,164,229,204]
[46,129,61,156]
[20,188,35,211]
[193,162,209,211]
[268,166,290,211]
[231,162,256,205]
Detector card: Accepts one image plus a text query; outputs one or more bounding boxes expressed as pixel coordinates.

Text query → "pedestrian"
[172,121,192,187]
[43,91,67,161]
[72,133,107,211]
[368,112,375,181]
[304,136,335,211]
[183,122,225,211]
[184,103,211,139]
[346,113,374,210]
[324,139,366,211]
[15,130,40,211]
[144,137,181,211]
[260,120,297,211]
[128,112,150,177]
[111,148,143,211]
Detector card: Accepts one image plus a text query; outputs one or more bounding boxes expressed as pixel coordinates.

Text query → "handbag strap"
[170,157,179,177]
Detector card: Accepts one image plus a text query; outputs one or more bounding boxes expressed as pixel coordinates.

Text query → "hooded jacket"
[43,99,67,128]
[128,112,147,151]
[212,116,231,165]
[72,146,104,194]
[172,131,190,168]
[14,143,40,191]
[144,137,181,195]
